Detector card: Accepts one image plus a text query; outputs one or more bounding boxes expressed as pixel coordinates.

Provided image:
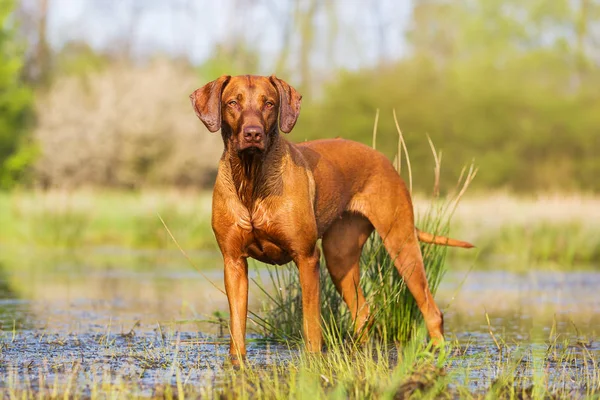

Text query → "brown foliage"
[34,59,222,188]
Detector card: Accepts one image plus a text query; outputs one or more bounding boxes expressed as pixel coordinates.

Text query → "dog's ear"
[189,75,231,132]
[269,75,302,134]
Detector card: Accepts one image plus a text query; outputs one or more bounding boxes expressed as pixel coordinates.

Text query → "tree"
[0,0,34,189]
[297,0,600,193]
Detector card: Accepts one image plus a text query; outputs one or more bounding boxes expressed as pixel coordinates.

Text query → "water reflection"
[0,260,32,331]
[0,248,598,341]
[438,270,600,342]
[0,248,229,334]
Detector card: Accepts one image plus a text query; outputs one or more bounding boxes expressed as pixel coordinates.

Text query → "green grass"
[0,190,216,250]
[441,193,600,270]
[463,220,600,268]
[1,190,599,270]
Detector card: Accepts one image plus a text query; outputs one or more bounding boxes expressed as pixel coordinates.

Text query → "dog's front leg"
[224,256,249,364]
[296,247,322,353]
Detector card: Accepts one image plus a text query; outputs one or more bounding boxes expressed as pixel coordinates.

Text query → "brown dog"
[190,75,472,362]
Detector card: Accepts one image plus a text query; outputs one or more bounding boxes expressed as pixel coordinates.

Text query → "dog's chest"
[243,202,293,265]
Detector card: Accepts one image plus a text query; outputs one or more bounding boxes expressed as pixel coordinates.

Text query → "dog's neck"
[225,134,286,208]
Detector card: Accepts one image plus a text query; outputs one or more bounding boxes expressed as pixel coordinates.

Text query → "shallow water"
[0,247,598,394]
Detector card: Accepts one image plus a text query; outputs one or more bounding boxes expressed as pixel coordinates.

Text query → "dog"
[190,75,473,363]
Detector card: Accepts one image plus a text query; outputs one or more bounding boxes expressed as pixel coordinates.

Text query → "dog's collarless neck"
[226,138,287,207]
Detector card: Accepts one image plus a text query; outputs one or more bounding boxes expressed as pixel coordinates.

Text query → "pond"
[0,247,598,395]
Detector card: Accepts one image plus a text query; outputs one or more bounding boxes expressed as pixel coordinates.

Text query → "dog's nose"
[243,126,264,142]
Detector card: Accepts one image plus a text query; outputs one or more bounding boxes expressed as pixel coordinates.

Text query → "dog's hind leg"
[385,235,444,343]
[360,179,444,343]
[322,213,374,337]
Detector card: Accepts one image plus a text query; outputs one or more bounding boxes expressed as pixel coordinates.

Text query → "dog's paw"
[226,353,246,370]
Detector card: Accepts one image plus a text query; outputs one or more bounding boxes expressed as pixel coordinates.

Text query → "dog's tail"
[416,229,474,248]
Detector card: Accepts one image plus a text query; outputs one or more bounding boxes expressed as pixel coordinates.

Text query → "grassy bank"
[441,193,600,268]
[1,191,599,270]
[0,190,214,250]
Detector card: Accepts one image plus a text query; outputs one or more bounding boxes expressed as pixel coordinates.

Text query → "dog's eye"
[265,101,275,108]
[228,100,238,106]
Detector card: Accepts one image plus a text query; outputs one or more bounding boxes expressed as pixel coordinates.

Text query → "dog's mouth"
[238,143,265,154]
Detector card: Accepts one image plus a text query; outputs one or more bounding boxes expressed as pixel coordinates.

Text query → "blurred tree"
[0,0,35,189]
[34,59,222,189]
[197,41,260,80]
[5,0,598,192]
[87,0,142,60]
[54,41,109,77]
[296,0,600,193]
[297,0,321,98]
[15,0,51,85]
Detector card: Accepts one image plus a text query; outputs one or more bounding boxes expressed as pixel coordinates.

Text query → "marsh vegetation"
[0,247,598,398]
[1,187,598,398]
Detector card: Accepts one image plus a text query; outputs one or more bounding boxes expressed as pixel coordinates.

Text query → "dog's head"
[190,75,302,154]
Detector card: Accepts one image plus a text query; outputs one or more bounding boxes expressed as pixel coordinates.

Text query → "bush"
[294,31,600,194]
[34,59,222,189]
[0,0,34,189]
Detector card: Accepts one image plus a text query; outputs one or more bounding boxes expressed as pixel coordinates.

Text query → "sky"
[43,0,412,71]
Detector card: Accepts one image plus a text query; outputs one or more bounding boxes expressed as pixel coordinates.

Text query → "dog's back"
[296,138,413,234]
